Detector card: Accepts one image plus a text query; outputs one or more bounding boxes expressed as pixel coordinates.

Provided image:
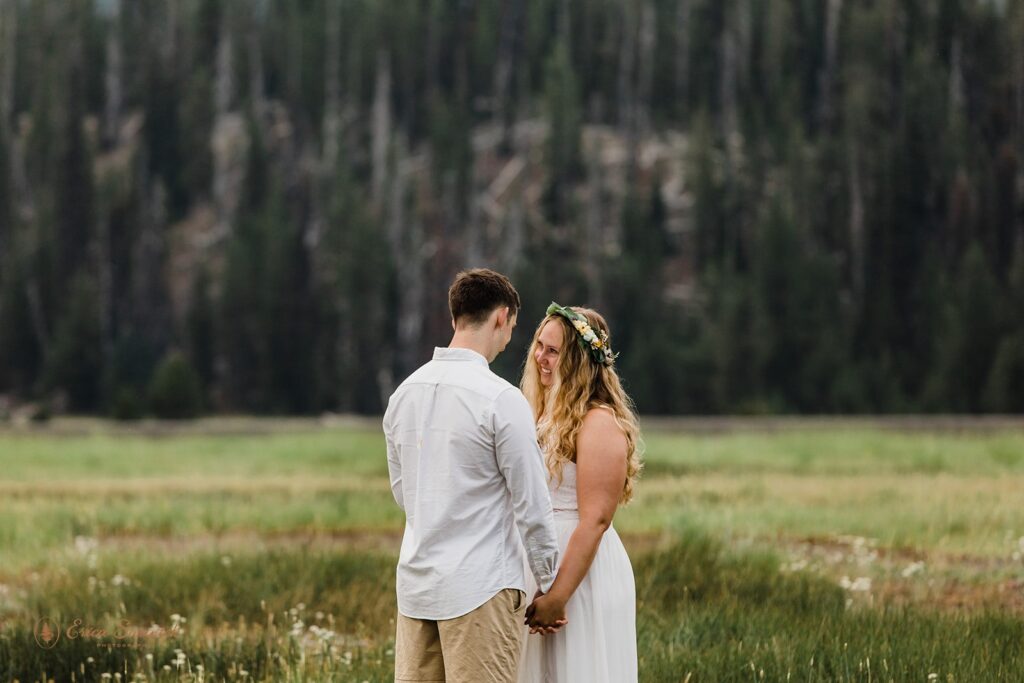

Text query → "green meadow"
[1,418,1023,682]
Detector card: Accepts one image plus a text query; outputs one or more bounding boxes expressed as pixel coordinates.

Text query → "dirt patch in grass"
[777,533,1024,615]
[871,576,1024,614]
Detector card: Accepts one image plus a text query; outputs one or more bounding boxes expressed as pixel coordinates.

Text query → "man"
[383,268,561,683]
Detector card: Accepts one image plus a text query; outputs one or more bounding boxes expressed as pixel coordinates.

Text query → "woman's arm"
[525,408,627,631]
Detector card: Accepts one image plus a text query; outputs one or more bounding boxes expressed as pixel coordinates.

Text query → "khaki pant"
[394,589,526,682]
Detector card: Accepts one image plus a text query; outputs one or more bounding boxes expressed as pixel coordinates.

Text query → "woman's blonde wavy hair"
[520,307,643,504]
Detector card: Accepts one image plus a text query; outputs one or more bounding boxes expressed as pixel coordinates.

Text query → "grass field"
[1,417,1023,681]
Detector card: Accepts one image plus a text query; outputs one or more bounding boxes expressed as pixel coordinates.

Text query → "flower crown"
[546,302,618,367]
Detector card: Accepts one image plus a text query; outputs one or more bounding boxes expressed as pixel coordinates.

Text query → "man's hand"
[524,591,567,635]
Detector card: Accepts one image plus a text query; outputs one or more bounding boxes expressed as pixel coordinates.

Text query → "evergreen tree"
[42,273,103,411]
[147,350,205,419]
[0,0,1020,415]
[543,39,582,224]
[927,244,1004,412]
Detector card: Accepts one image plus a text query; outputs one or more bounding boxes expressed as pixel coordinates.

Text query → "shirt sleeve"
[492,387,559,593]
[382,403,405,511]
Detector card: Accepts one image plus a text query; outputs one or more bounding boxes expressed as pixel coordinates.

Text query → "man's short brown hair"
[448,268,521,327]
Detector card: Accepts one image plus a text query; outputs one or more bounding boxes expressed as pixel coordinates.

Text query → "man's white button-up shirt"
[383,346,560,620]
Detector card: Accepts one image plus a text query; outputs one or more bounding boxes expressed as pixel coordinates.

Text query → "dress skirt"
[517,510,638,683]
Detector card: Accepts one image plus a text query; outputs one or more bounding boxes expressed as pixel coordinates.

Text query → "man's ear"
[452,317,457,332]
[494,306,509,329]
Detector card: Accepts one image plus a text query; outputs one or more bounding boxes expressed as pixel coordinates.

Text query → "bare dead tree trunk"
[466,163,485,266]
[500,199,524,276]
[286,5,302,107]
[817,0,842,129]
[386,134,408,268]
[10,120,33,226]
[616,2,636,134]
[212,7,236,237]
[557,0,570,47]
[102,0,122,147]
[135,179,171,343]
[247,3,265,118]
[343,16,363,155]
[849,145,865,300]
[385,133,424,391]
[322,0,343,173]
[1016,7,1024,251]
[674,0,690,124]
[453,1,472,223]
[371,50,392,209]
[583,138,605,307]
[948,37,965,119]
[636,2,656,142]
[494,0,524,154]
[425,0,440,104]
[163,0,178,66]
[215,9,233,116]
[97,191,114,363]
[25,280,49,355]
[0,0,16,143]
[734,0,752,103]
[9,126,48,353]
[307,0,344,259]
[1018,8,1024,159]
[719,16,738,142]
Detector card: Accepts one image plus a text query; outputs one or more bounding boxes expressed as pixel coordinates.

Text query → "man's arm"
[382,405,405,511]
[492,388,559,593]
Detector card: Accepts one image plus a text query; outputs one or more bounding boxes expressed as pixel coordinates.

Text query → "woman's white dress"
[518,461,638,683]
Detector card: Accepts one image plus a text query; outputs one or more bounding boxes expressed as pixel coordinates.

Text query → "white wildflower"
[75,536,99,555]
[783,559,808,573]
[838,576,872,592]
[900,561,925,578]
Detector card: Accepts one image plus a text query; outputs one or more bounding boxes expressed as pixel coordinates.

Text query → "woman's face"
[533,319,564,387]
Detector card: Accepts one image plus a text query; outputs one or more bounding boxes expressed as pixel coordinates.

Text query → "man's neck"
[449,331,493,364]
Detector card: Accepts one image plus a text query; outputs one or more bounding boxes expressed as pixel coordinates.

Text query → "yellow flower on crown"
[546,301,619,367]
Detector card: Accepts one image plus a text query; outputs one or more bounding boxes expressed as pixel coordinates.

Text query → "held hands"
[524,590,568,635]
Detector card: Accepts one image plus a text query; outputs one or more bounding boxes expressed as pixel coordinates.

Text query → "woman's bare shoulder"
[580,405,625,443]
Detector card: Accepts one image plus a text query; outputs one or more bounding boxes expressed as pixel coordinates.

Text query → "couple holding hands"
[384,268,640,682]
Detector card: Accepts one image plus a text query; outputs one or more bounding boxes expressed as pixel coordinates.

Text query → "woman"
[517,302,642,683]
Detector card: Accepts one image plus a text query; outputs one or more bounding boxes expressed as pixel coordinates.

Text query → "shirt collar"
[433,346,489,367]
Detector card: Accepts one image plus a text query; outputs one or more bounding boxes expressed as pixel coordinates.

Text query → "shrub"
[110,386,145,421]
[146,350,204,419]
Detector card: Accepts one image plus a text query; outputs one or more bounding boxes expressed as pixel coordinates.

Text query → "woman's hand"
[525,591,568,635]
